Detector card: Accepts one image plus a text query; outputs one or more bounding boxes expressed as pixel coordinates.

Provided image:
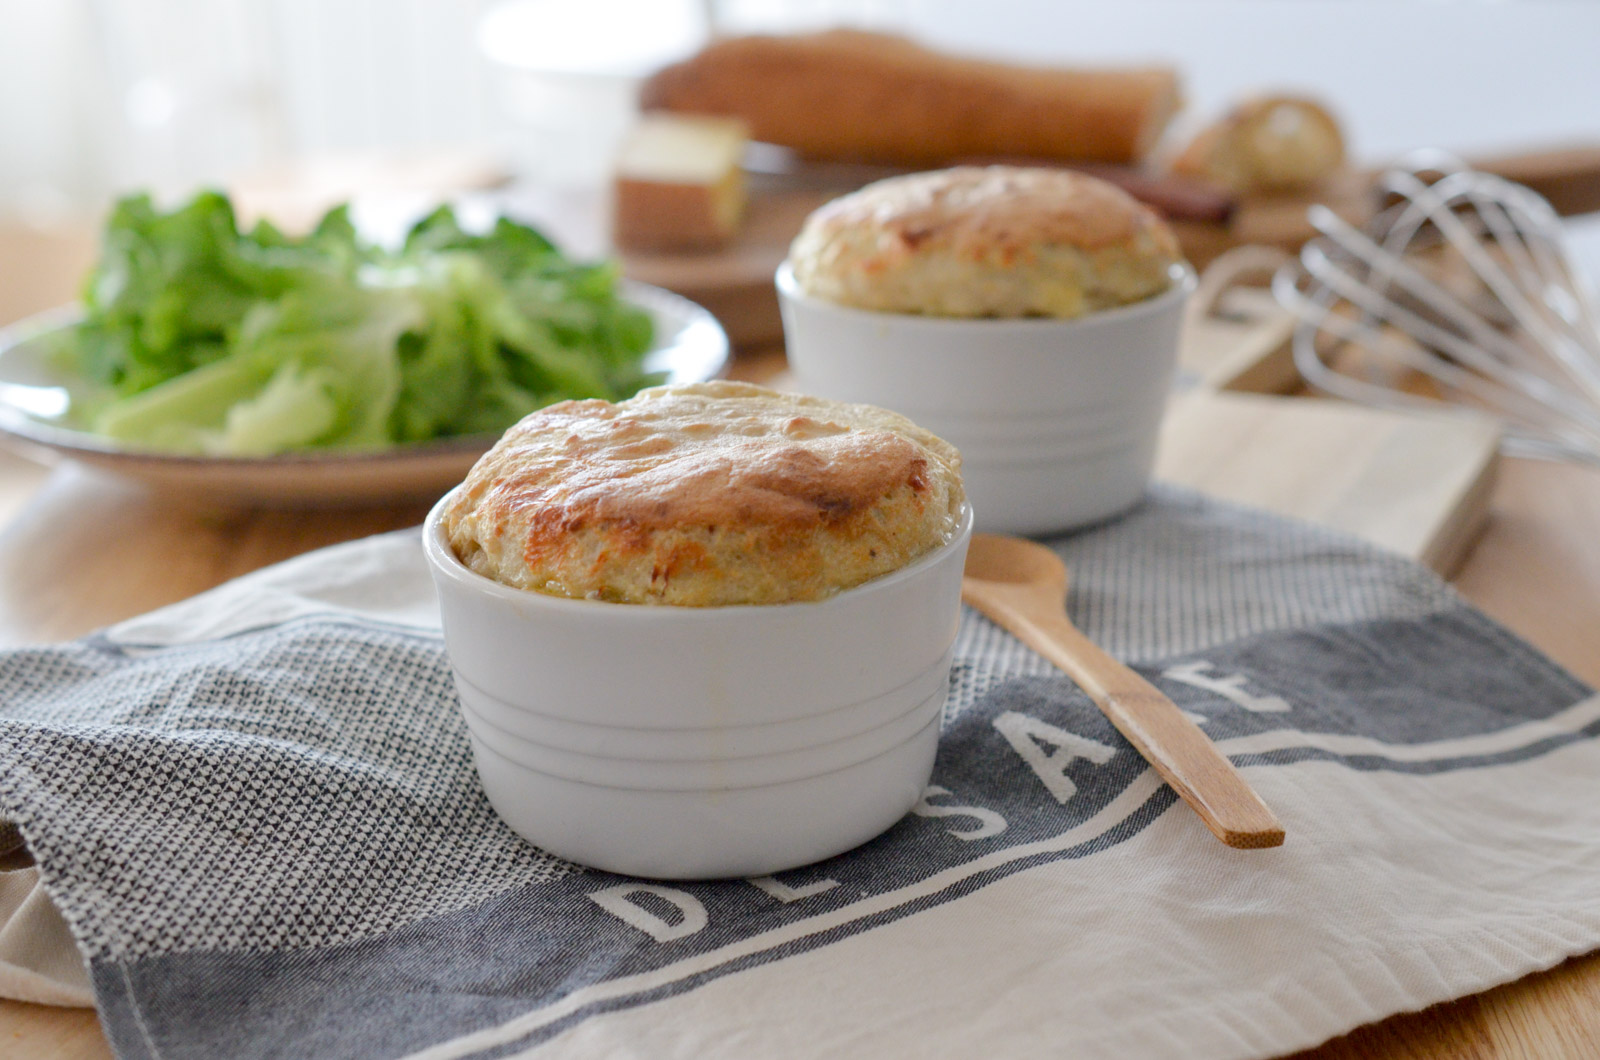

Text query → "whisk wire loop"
[1274,157,1600,467]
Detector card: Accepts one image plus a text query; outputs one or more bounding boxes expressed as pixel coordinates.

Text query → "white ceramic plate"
[0,280,728,507]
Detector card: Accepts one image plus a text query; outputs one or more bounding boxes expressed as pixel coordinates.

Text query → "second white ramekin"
[778,263,1195,535]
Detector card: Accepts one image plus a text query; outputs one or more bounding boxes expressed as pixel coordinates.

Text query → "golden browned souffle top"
[788,165,1184,318]
[443,381,965,605]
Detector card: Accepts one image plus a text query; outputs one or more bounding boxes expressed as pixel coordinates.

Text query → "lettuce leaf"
[55,191,659,455]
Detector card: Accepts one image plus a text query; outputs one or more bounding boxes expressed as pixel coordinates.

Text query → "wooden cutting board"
[1179,284,1300,394]
[1155,389,1501,577]
[1163,270,1501,576]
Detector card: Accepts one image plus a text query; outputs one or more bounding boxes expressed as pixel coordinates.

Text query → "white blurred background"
[3,0,1600,319]
[7,0,1600,214]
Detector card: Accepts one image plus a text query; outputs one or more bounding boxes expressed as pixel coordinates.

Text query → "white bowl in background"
[423,491,973,879]
[778,263,1195,535]
[477,0,706,186]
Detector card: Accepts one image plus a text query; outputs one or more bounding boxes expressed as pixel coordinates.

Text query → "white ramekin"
[423,491,973,879]
[778,263,1195,535]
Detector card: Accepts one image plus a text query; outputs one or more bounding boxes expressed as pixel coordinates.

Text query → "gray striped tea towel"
[0,485,1595,1060]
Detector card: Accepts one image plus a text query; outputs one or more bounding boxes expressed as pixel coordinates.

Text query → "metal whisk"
[1273,152,1600,466]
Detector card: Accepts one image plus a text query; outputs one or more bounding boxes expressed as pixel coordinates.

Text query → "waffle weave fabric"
[0,486,1594,1060]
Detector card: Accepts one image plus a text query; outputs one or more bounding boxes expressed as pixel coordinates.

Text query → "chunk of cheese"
[613,114,749,251]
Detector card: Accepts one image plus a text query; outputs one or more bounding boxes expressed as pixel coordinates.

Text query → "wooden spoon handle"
[980,597,1285,850]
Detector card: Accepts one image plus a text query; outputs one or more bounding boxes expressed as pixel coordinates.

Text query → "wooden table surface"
[0,358,1596,1058]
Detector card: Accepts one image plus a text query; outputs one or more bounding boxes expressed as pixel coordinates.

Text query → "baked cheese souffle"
[786,165,1182,319]
[442,381,964,606]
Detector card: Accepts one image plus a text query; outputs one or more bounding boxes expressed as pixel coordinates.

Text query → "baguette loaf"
[640,29,1180,166]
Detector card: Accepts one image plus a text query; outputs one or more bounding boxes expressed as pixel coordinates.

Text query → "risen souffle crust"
[443,381,965,606]
[787,166,1182,319]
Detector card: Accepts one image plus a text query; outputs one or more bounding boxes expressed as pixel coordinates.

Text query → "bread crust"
[788,166,1183,318]
[443,382,964,606]
[1170,95,1346,194]
[613,175,742,250]
[640,29,1179,166]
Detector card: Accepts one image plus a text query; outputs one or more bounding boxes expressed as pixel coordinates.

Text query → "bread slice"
[612,113,749,251]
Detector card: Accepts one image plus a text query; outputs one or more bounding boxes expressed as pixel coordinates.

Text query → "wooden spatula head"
[962,533,1070,598]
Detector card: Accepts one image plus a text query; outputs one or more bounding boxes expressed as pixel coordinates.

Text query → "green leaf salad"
[54,191,660,455]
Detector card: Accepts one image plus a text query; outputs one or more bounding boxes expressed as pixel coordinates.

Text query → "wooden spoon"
[961,533,1285,850]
